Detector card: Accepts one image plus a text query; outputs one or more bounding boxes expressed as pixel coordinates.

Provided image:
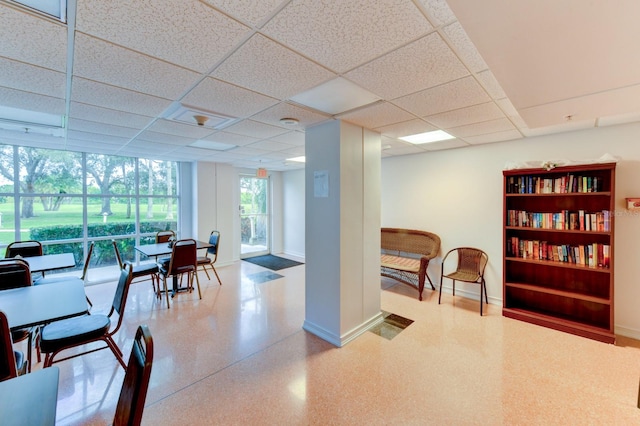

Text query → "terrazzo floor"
[21,257,640,425]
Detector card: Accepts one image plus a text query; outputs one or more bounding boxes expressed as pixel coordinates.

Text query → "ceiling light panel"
[290,77,380,115]
[400,130,455,144]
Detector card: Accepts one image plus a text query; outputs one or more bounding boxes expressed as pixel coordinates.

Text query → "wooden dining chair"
[0,310,26,382]
[113,324,154,426]
[5,240,43,258]
[40,264,134,369]
[0,259,36,372]
[197,230,222,285]
[157,239,201,309]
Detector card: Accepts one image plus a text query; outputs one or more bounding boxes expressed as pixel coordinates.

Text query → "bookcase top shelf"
[505,192,612,197]
[502,162,617,176]
[505,256,611,272]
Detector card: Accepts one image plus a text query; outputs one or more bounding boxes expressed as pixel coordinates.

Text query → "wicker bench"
[381,228,441,301]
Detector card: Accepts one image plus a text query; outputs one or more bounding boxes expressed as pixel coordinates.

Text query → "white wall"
[282,121,640,339]
[282,168,305,258]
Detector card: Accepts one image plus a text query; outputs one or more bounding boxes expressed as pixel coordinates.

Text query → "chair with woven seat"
[35,242,94,307]
[197,230,222,285]
[40,264,134,369]
[158,239,201,309]
[1,310,27,382]
[113,324,154,426]
[439,247,489,315]
[0,259,36,372]
[112,240,160,298]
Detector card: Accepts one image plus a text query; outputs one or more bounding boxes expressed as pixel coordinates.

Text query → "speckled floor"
[24,258,640,425]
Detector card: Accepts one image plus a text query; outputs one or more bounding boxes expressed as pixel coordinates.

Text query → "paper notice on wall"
[314,170,329,198]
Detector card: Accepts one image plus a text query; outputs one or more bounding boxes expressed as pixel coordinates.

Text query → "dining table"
[0,280,88,331]
[135,240,212,295]
[0,366,60,425]
[15,252,76,274]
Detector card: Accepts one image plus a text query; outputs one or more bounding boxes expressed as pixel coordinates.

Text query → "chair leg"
[194,270,202,299]
[104,336,126,369]
[480,281,484,316]
[86,295,93,307]
[212,265,222,286]
[438,276,443,304]
[163,276,170,309]
[201,265,211,280]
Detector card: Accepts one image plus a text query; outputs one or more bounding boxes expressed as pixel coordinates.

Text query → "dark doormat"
[243,254,304,271]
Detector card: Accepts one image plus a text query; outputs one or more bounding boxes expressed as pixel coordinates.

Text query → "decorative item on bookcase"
[502,162,615,344]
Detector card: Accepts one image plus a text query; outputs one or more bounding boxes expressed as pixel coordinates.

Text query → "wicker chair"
[438,247,489,315]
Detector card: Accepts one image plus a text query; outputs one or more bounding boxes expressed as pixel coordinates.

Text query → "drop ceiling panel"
[66,141,120,154]
[202,0,284,27]
[0,58,66,98]
[71,78,171,116]
[374,118,437,139]
[69,103,153,129]
[182,77,279,119]
[0,86,65,114]
[146,119,214,139]
[67,118,140,138]
[421,138,469,151]
[425,102,504,128]
[345,32,469,100]
[73,34,200,99]
[135,130,194,146]
[476,70,506,100]
[268,131,305,146]
[249,102,331,129]
[75,0,251,73]
[446,117,515,138]
[417,0,457,26]
[211,34,336,100]
[462,129,522,145]
[202,131,259,147]
[337,101,416,130]
[393,76,490,117]
[262,0,432,73]
[66,130,130,145]
[442,22,487,73]
[223,119,289,139]
[247,139,293,152]
[0,5,67,71]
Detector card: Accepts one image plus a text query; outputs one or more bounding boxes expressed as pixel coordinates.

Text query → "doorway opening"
[240,175,269,258]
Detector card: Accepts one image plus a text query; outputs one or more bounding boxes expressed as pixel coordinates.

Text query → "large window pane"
[138,160,177,196]
[87,197,135,237]
[139,197,178,235]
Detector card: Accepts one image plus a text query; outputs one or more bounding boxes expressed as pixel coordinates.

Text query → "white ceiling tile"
[0,58,66,98]
[262,0,432,73]
[462,129,522,145]
[382,144,427,156]
[135,130,194,146]
[417,0,458,27]
[246,139,293,152]
[442,21,488,73]
[520,119,596,137]
[75,0,251,73]
[224,119,289,139]
[69,103,154,128]
[73,33,200,99]
[67,141,120,154]
[421,138,469,151]
[250,102,331,130]
[268,131,305,146]
[67,118,140,138]
[212,34,336,99]
[146,119,215,139]
[446,117,516,138]
[0,86,65,115]
[203,0,283,27]
[345,32,468,100]
[393,76,490,117]
[182,77,279,119]
[229,146,271,157]
[71,78,171,116]
[338,102,416,130]
[202,132,259,147]
[67,130,130,145]
[0,5,67,71]
[425,102,505,128]
[374,119,437,139]
[476,70,507,99]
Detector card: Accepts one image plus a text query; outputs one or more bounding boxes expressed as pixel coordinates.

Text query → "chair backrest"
[207,231,220,258]
[0,259,32,290]
[455,247,488,278]
[168,239,197,275]
[113,324,153,426]
[79,242,94,281]
[112,240,124,270]
[109,264,133,336]
[155,230,176,244]
[0,311,18,382]
[5,240,42,258]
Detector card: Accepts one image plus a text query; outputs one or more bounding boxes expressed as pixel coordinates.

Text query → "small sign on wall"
[314,170,329,198]
[626,198,640,210]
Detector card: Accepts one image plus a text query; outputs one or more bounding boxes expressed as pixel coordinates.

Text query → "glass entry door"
[240,175,269,258]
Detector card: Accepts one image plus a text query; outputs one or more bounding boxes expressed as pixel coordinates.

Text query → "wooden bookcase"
[502,162,616,343]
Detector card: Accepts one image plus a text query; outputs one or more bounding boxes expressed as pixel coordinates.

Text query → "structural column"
[303,120,383,347]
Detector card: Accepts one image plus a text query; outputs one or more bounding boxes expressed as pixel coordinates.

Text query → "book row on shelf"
[506,174,603,194]
[506,237,610,268]
[506,209,610,232]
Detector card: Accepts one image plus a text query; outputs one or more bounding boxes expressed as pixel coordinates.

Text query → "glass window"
[138,159,178,196]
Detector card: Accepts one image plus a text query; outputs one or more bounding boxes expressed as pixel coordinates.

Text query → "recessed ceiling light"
[399,130,455,144]
[290,77,380,115]
[286,156,306,163]
[280,117,299,126]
